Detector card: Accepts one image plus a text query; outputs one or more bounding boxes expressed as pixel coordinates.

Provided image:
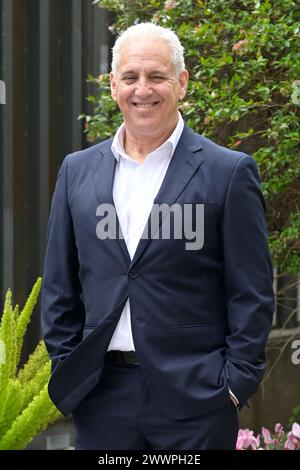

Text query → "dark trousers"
[72,360,239,450]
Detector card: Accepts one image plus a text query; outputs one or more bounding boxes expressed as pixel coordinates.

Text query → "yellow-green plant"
[0,278,61,449]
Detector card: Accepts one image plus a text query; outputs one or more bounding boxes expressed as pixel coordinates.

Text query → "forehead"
[118,38,174,72]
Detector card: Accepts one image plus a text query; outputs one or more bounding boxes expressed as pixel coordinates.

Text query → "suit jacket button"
[128,269,138,279]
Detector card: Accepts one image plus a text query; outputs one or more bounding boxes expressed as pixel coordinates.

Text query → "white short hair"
[111,23,185,77]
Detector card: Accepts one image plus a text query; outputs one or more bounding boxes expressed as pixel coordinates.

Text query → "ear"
[110,71,117,102]
[178,69,189,101]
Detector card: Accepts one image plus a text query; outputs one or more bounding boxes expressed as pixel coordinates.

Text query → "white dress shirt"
[107,113,184,351]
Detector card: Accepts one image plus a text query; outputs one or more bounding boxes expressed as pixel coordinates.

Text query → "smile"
[132,102,160,108]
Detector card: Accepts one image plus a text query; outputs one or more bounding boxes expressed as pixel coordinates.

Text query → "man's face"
[110,38,188,139]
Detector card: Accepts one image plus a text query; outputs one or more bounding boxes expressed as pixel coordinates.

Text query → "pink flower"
[236,436,244,450]
[292,423,300,440]
[252,434,260,450]
[275,423,284,436]
[236,423,300,450]
[284,432,299,450]
[261,427,273,446]
[236,429,260,450]
[232,38,248,54]
[164,0,176,10]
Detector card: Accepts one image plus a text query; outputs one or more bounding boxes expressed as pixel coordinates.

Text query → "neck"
[123,119,179,164]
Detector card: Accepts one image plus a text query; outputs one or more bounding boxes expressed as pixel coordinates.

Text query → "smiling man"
[41,23,274,450]
[110,34,188,162]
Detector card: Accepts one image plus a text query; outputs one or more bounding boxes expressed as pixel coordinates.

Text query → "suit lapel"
[93,143,131,264]
[130,125,204,267]
[93,142,115,205]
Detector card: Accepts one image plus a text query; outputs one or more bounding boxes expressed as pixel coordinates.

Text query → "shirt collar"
[111,112,184,163]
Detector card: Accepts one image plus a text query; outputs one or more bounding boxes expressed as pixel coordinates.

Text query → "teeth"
[134,103,157,108]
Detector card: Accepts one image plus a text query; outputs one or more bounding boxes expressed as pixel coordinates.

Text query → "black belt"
[106,350,140,366]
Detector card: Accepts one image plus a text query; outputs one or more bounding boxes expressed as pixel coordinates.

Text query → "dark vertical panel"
[71,0,83,151]
[81,0,95,130]
[24,0,39,283]
[98,8,111,75]
[38,0,50,270]
[0,0,112,328]
[21,0,50,356]
[49,0,62,191]
[82,3,112,147]
[12,0,26,305]
[0,0,4,299]
[60,0,73,159]
[0,0,14,299]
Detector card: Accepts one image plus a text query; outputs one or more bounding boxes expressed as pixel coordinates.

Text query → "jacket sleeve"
[221,154,275,407]
[41,156,85,371]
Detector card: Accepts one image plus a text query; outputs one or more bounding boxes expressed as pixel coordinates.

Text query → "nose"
[134,78,153,99]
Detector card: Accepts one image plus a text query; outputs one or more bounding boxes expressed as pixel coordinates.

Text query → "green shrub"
[82,0,300,275]
[0,278,61,449]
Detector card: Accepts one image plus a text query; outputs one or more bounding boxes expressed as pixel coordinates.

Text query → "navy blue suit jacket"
[41,124,274,418]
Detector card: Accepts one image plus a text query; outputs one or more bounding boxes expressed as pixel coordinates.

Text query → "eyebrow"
[119,71,136,77]
[120,69,167,77]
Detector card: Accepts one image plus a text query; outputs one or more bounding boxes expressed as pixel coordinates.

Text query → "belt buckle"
[126,351,140,365]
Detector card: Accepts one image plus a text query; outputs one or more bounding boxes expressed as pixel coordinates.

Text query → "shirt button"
[128,269,138,279]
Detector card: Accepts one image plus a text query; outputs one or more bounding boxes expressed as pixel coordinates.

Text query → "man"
[41,23,274,450]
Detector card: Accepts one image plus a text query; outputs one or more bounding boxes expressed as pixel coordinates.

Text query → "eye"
[122,76,136,83]
[151,76,165,82]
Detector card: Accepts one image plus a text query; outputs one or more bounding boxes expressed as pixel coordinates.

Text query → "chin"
[134,118,162,129]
